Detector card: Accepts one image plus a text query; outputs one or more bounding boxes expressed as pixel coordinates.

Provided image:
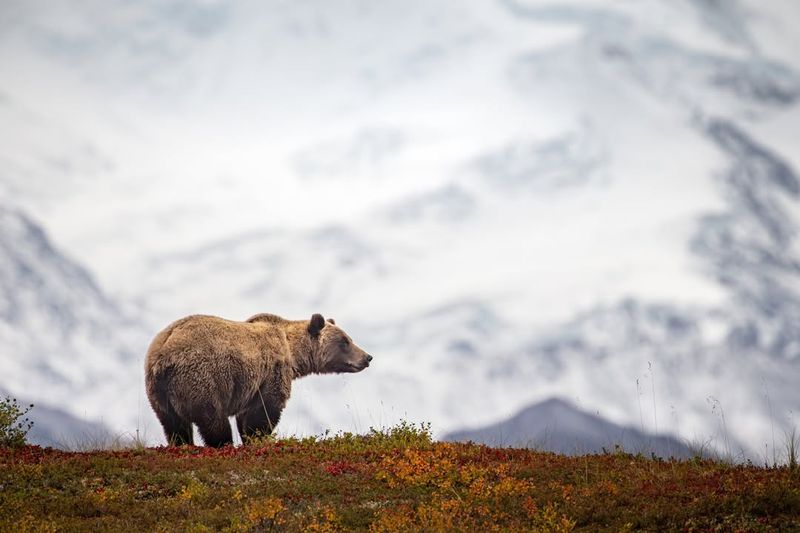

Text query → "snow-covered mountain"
[1,0,798,456]
[444,397,694,458]
[0,206,149,431]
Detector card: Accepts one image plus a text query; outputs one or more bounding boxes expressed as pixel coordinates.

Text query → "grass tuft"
[786,426,798,471]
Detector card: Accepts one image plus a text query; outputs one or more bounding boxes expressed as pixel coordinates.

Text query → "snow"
[0,0,798,457]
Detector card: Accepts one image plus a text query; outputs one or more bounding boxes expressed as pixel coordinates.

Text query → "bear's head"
[308,313,372,373]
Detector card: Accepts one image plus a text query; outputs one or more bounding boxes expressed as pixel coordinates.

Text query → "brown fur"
[145,313,371,447]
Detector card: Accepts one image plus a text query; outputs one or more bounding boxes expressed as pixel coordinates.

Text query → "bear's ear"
[327,318,335,325]
[308,313,326,336]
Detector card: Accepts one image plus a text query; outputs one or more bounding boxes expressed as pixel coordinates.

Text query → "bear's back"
[245,313,289,325]
[149,314,283,368]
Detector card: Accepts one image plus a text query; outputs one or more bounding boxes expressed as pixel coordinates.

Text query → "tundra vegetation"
[1,419,799,532]
[0,396,33,449]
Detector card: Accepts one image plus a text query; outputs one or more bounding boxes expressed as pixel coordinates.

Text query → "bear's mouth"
[349,360,370,372]
[328,360,370,373]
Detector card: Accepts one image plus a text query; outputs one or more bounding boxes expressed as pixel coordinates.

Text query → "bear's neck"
[290,348,319,378]
[285,323,321,378]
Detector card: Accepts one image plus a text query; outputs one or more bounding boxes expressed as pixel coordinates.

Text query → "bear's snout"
[350,353,372,372]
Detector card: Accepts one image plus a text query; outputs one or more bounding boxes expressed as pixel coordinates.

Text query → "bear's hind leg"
[197,415,233,448]
[154,405,193,446]
[168,420,194,446]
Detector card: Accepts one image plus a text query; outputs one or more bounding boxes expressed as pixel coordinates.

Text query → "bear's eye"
[339,339,350,348]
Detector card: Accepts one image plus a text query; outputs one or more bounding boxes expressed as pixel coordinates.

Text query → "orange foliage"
[374,444,575,531]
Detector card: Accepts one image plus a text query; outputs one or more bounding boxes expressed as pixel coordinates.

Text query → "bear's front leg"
[236,391,286,441]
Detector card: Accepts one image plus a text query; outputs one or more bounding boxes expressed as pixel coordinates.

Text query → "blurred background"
[1,0,798,458]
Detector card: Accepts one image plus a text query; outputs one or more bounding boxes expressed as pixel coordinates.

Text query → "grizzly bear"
[145,313,372,447]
